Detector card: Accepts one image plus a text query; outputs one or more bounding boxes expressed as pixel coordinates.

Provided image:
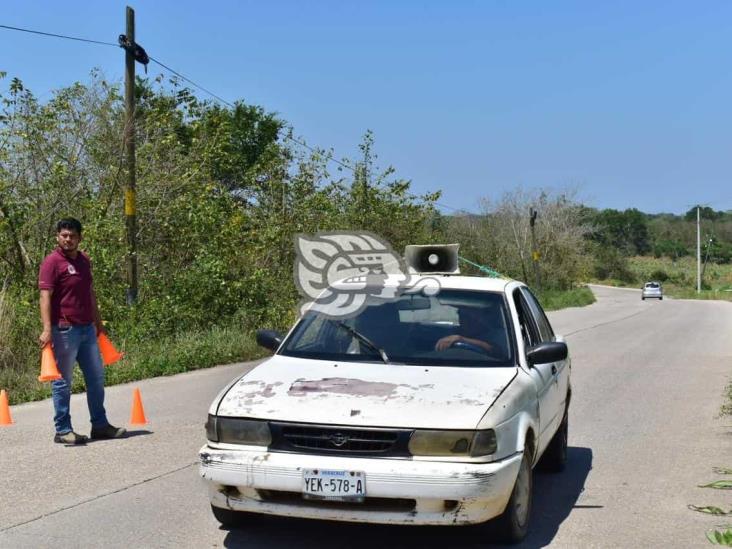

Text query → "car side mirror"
[256,329,283,352]
[526,341,568,365]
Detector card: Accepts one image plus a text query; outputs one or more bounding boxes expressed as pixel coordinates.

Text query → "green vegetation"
[692,468,732,546]
[724,383,732,417]
[706,529,732,546]
[4,69,730,407]
[538,287,596,311]
[0,73,444,404]
[4,323,267,404]
[627,256,732,301]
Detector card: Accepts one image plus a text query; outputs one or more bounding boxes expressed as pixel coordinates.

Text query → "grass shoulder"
[537,286,596,312]
[3,325,270,405]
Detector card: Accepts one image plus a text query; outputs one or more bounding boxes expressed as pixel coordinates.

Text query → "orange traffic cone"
[130,388,147,425]
[0,389,12,426]
[38,344,62,382]
[98,333,123,366]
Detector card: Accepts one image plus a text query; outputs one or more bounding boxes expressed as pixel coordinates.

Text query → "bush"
[649,269,669,282]
[538,287,596,311]
[652,239,689,259]
[593,246,635,282]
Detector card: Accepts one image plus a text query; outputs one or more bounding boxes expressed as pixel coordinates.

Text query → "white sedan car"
[200,275,570,543]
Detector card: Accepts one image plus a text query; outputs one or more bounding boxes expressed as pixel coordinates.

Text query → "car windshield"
[280,289,515,367]
[645,282,660,288]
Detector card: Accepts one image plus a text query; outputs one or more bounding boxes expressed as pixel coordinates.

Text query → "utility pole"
[124,6,138,305]
[529,207,541,291]
[696,206,701,293]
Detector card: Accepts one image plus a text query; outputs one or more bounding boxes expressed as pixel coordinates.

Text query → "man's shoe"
[54,431,89,445]
[90,423,127,440]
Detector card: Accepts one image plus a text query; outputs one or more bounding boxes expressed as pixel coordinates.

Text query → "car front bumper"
[199,445,523,525]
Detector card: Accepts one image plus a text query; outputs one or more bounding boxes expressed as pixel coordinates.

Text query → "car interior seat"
[355,302,403,355]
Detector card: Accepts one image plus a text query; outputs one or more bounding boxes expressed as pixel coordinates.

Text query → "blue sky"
[1,1,730,214]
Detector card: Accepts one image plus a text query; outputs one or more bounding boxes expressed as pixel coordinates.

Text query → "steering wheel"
[450,339,492,356]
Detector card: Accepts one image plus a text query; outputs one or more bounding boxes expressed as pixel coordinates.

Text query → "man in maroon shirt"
[39,218,126,445]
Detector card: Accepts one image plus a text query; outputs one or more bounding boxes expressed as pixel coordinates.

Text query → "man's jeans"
[51,324,108,434]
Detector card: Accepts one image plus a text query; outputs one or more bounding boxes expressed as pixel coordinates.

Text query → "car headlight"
[205,414,218,442]
[206,414,271,446]
[408,429,497,457]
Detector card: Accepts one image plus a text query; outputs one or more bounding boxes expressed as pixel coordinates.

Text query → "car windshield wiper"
[334,321,390,364]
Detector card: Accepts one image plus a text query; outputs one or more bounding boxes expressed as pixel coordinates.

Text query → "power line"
[0,23,351,170]
[148,56,235,109]
[283,129,354,172]
[0,21,469,213]
[0,23,117,47]
[144,60,354,173]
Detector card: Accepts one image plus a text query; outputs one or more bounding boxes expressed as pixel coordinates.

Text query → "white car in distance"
[200,249,571,544]
[641,281,663,300]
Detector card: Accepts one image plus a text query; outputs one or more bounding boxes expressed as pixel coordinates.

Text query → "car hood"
[215,355,518,429]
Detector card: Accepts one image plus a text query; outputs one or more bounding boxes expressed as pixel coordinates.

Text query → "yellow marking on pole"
[125,189,136,216]
[532,250,540,261]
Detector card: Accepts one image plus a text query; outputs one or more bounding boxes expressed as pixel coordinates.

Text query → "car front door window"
[520,288,555,342]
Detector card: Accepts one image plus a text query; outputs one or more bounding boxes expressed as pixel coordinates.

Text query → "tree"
[0,72,441,378]
[449,187,593,289]
[589,208,651,255]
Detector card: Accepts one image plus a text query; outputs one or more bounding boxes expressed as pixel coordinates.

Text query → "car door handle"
[551,365,557,375]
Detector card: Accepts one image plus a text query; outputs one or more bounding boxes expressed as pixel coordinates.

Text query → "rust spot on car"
[288,377,399,397]
[252,453,272,464]
[466,471,495,483]
[237,380,283,398]
[457,398,484,406]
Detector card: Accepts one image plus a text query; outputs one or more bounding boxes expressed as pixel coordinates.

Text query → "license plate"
[302,469,366,501]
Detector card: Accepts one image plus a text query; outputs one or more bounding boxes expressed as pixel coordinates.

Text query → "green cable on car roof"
[458,256,503,278]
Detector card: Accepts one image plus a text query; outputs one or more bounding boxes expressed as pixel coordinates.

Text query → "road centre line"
[562,309,650,338]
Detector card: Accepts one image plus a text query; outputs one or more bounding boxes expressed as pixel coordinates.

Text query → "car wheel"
[211,504,248,528]
[492,448,533,543]
[660,296,663,300]
[539,409,568,472]
[641,296,645,300]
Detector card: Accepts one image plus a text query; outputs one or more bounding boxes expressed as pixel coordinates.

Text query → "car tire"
[492,448,533,544]
[660,296,663,300]
[641,296,645,300]
[211,504,248,528]
[539,409,568,473]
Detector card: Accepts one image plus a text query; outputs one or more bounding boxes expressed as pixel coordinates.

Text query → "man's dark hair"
[56,218,82,234]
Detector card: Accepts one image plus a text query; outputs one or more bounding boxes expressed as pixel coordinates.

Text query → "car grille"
[269,422,412,457]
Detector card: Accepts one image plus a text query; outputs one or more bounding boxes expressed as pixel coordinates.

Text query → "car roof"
[332,274,517,294]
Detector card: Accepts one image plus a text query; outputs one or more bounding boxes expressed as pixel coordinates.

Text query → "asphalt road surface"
[1,285,731,548]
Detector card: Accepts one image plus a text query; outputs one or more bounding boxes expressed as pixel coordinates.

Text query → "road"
[1,285,730,548]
